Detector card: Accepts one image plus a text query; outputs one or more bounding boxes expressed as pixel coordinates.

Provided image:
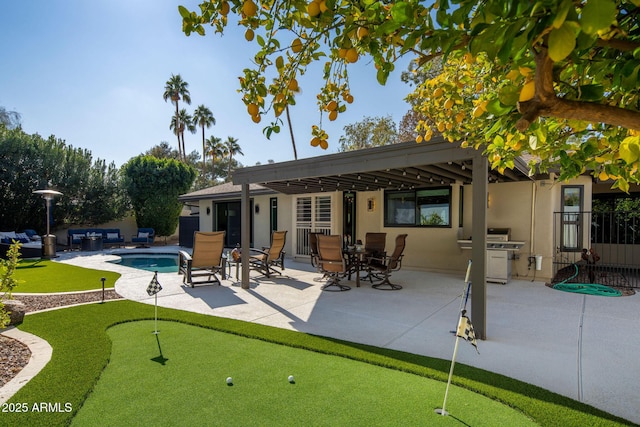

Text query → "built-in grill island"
[457,228,525,284]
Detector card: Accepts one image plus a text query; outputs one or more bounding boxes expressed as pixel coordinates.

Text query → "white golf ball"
[288,375,295,383]
[226,377,233,384]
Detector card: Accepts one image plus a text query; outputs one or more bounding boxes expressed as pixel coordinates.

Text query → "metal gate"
[553,210,640,288]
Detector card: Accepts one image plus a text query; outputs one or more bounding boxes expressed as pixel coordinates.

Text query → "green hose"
[552,264,622,297]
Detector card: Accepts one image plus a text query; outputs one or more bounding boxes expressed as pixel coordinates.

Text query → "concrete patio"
[40,248,640,424]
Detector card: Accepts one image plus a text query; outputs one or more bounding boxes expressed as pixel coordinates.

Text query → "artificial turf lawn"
[13,260,121,293]
[4,300,633,426]
[72,320,535,426]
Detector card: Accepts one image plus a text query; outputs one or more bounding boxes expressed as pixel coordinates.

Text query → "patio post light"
[33,189,63,258]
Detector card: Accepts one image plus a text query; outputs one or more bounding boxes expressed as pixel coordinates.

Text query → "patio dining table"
[343,246,370,287]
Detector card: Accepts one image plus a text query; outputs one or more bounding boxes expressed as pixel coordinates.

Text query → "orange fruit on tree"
[320,139,329,149]
[307,0,321,17]
[444,98,454,109]
[251,114,261,123]
[220,1,230,16]
[328,110,338,121]
[242,0,258,17]
[357,27,369,40]
[319,0,328,13]
[247,103,259,116]
[345,48,358,63]
[311,137,321,147]
[288,78,299,91]
[326,100,337,111]
[245,29,255,41]
[291,38,303,53]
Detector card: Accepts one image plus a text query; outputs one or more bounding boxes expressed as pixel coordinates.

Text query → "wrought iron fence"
[553,210,640,288]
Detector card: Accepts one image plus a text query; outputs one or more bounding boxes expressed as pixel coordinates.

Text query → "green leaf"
[548,22,576,62]
[580,0,617,35]
[619,136,640,164]
[486,99,513,116]
[390,2,410,23]
[376,68,388,85]
[552,0,573,29]
[578,84,604,101]
[178,5,190,19]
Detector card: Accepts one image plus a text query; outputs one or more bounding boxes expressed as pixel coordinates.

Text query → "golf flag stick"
[146,271,162,334]
[451,260,472,334]
[435,329,462,416]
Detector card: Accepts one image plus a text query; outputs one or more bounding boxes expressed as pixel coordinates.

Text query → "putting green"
[72,321,535,426]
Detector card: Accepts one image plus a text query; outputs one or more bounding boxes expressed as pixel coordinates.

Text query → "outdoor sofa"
[67,228,125,249]
[0,230,43,259]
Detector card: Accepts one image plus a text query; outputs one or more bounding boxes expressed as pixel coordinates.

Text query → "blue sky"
[1,0,414,168]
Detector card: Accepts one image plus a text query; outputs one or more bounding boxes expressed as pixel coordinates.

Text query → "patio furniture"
[366,234,408,290]
[364,232,386,259]
[249,230,287,278]
[132,228,155,247]
[178,231,226,287]
[309,232,322,270]
[81,235,103,251]
[317,234,351,291]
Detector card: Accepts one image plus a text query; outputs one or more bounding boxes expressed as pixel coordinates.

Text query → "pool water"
[109,254,179,273]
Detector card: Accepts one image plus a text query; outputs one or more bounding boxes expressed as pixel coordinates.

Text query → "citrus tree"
[180,0,640,190]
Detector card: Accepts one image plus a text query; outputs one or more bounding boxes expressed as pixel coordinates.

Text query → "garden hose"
[552,264,622,297]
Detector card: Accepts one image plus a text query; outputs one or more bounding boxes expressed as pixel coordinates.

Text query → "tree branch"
[516,46,640,131]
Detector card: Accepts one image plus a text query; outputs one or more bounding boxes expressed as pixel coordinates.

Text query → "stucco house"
[179,139,639,337]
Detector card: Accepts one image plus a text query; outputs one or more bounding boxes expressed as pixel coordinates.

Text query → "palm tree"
[163,74,191,161]
[179,109,196,158]
[193,105,216,170]
[225,137,243,180]
[205,135,225,180]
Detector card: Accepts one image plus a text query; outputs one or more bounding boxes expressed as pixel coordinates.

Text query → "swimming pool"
[109,253,180,273]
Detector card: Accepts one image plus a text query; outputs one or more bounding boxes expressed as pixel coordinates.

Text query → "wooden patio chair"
[366,234,408,290]
[317,234,351,291]
[249,230,287,278]
[178,231,226,287]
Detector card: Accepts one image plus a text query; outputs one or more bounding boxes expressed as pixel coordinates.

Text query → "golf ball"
[288,375,295,383]
[226,377,233,384]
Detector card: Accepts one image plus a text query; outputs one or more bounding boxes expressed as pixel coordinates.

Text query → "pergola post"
[241,183,251,289]
[471,154,488,340]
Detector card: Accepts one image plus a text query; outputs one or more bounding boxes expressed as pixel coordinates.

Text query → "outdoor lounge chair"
[249,230,287,278]
[178,231,226,287]
[132,228,155,247]
[365,234,407,290]
[317,234,350,291]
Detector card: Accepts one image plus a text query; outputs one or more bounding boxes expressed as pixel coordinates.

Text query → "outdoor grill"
[457,228,525,284]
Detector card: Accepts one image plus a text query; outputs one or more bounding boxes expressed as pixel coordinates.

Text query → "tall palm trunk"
[286,105,298,160]
[227,153,233,180]
[201,127,206,171]
[174,100,182,160]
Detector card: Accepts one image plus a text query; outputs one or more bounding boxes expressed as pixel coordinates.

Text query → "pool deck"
[9,246,640,424]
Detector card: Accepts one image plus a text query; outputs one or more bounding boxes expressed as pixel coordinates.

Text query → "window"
[384,187,451,227]
[560,186,583,251]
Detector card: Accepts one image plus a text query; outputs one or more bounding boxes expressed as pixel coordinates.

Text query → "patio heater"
[33,189,63,258]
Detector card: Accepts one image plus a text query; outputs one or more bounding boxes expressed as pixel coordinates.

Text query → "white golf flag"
[456,312,479,353]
